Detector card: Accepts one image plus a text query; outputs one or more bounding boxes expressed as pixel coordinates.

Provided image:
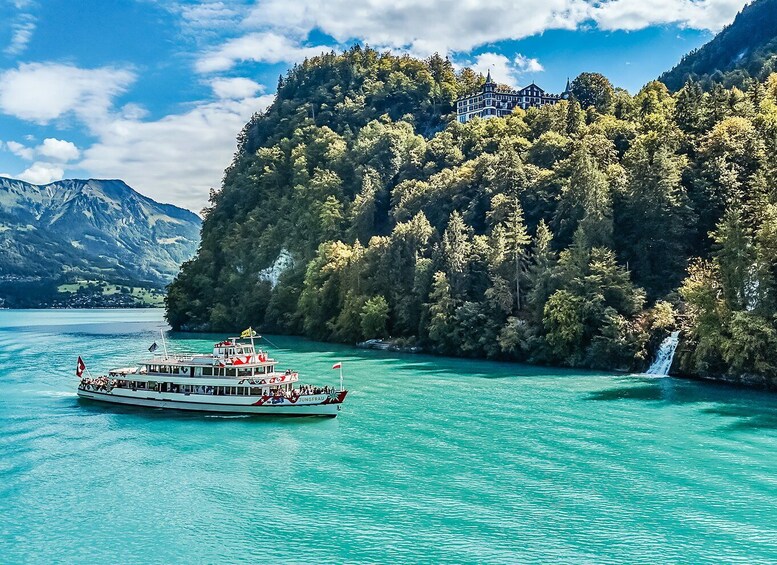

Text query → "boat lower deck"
[77,389,342,416]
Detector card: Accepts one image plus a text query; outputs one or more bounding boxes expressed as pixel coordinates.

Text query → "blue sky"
[0,0,749,211]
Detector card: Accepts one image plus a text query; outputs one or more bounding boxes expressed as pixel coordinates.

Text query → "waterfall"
[645,331,680,376]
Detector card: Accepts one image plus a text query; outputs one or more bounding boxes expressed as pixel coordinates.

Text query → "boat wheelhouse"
[76,335,347,416]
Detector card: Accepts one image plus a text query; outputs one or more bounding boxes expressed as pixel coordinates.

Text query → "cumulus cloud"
[197,32,334,73]
[79,93,276,211]
[4,138,81,163]
[465,52,545,87]
[591,0,748,31]
[470,53,521,87]
[234,0,746,57]
[0,63,135,125]
[0,58,275,210]
[16,162,65,185]
[6,140,34,160]
[211,77,263,99]
[514,54,544,73]
[37,138,80,162]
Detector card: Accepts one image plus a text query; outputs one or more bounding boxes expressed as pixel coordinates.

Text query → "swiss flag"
[76,356,86,378]
[332,362,342,370]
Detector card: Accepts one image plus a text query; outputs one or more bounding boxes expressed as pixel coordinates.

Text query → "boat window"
[229,368,238,377]
[250,387,260,395]
[202,367,213,376]
[238,368,251,377]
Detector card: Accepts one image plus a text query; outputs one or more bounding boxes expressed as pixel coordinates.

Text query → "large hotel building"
[456,71,570,123]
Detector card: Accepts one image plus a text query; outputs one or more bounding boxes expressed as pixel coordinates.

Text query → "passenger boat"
[76,333,348,417]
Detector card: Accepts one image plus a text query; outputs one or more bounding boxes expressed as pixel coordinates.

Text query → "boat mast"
[160,328,169,359]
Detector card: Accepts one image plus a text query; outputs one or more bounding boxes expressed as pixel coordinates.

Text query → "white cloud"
[514,54,544,73]
[470,53,521,87]
[591,0,748,32]
[37,138,80,162]
[6,140,34,160]
[0,59,275,210]
[79,93,276,211]
[234,0,746,57]
[4,138,80,163]
[0,63,135,125]
[465,52,545,87]
[242,0,583,56]
[16,162,64,185]
[211,77,262,99]
[6,13,36,56]
[119,103,150,120]
[196,32,333,73]
[179,1,243,29]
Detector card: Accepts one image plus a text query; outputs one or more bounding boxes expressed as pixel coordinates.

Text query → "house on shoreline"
[456,71,571,123]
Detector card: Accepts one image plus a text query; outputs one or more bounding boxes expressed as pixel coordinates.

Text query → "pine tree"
[712,207,755,310]
[441,211,472,297]
[526,220,557,324]
[501,198,531,310]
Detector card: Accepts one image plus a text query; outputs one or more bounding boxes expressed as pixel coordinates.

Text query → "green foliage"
[661,0,777,91]
[165,45,777,381]
[570,73,615,113]
[361,296,390,338]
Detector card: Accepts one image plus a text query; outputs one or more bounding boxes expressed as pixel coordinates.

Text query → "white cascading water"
[645,331,680,375]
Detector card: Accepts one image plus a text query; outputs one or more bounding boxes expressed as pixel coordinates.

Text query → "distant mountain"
[0,177,201,305]
[660,0,777,91]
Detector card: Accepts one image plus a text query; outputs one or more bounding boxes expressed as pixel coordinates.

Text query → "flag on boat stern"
[241,327,256,338]
[332,362,342,370]
[148,342,158,353]
[76,356,86,378]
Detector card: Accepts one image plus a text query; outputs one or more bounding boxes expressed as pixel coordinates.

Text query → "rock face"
[0,177,201,285]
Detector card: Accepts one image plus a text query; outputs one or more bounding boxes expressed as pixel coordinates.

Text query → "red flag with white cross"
[76,356,86,378]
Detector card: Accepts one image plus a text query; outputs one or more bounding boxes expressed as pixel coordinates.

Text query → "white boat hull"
[77,389,342,416]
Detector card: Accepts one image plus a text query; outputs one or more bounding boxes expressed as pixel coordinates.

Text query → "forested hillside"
[167,47,777,384]
[661,0,777,91]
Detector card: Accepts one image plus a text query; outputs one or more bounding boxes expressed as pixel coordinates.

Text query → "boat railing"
[131,370,299,382]
[149,353,198,362]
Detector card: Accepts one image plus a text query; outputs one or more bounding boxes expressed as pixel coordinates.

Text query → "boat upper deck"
[140,337,276,369]
[140,353,275,368]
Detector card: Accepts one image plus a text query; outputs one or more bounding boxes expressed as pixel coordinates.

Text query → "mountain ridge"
[660,0,777,91]
[0,176,201,306]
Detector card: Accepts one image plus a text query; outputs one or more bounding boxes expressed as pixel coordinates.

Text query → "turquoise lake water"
[2,309,777,563]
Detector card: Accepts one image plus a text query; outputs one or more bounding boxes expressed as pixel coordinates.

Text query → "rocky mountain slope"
[0,177,201,302]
